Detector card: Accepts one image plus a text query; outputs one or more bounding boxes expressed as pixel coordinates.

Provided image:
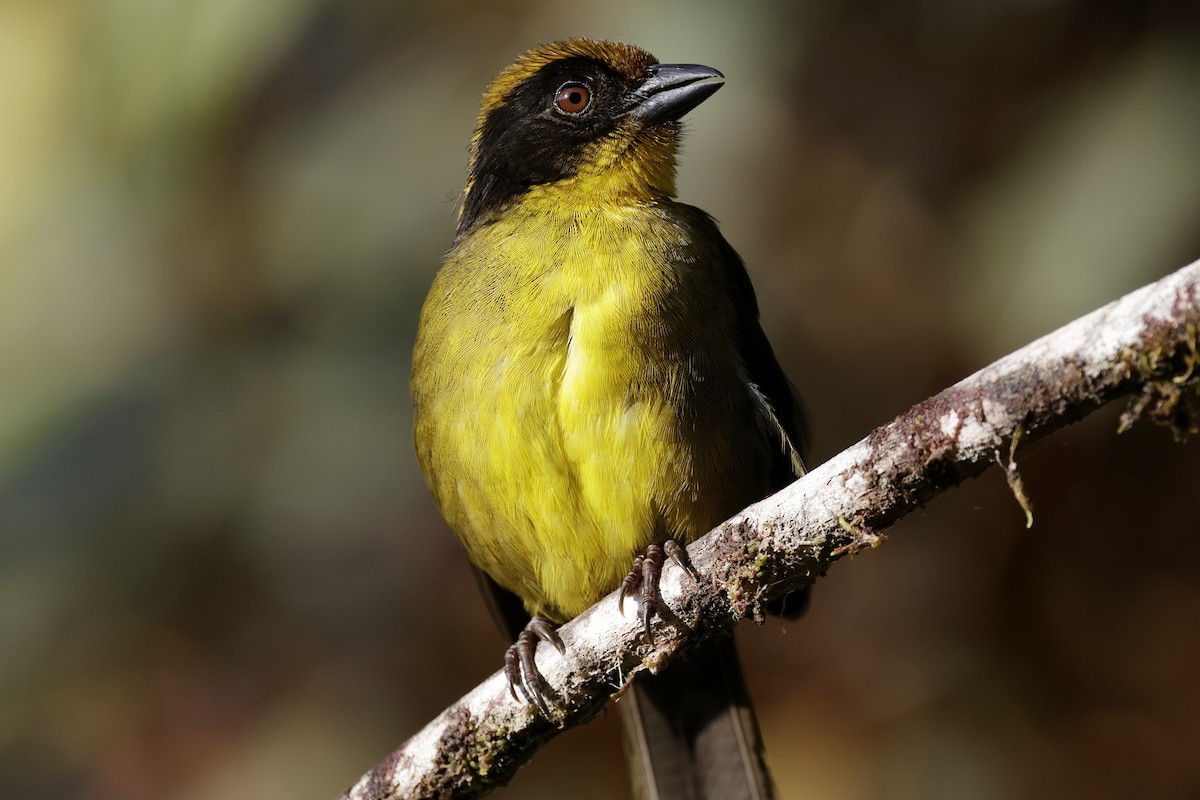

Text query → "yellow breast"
[412,197,774,620]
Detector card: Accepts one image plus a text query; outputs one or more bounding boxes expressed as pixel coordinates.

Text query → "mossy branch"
[341,259,1200,800]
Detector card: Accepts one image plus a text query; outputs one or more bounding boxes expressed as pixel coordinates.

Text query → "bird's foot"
[504,614,564,717]
[618,540,700,644]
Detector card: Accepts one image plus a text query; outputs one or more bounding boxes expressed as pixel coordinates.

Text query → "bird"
[411,38,806,800]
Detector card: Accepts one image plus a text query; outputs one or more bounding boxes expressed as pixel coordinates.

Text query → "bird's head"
[457,39,724,234]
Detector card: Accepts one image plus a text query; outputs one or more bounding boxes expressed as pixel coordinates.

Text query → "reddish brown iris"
[554,83,591,115]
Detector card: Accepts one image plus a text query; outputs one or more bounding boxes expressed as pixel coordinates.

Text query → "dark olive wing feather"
[702,208,809,486]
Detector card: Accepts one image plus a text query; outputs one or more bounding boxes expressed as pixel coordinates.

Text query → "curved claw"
[504,643,523,703]
[619,539,700,645]
[504,615,561,717]
[528,614,565,654]
[664,539,699,580]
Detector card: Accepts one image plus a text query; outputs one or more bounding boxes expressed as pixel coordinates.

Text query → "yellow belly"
[412,200,774,621]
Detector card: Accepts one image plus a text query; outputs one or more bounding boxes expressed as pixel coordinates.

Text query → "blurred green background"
[3,1,1199,798]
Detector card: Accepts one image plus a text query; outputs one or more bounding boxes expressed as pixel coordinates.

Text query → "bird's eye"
[554,82,591,115]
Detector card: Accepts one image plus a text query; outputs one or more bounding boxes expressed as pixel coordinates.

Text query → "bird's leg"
[618,540,700,644]
[503,613,564,717]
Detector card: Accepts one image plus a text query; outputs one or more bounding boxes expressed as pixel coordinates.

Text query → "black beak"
[627,63,725,124]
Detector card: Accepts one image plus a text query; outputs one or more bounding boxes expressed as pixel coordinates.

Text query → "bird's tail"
[619,636,776,800]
